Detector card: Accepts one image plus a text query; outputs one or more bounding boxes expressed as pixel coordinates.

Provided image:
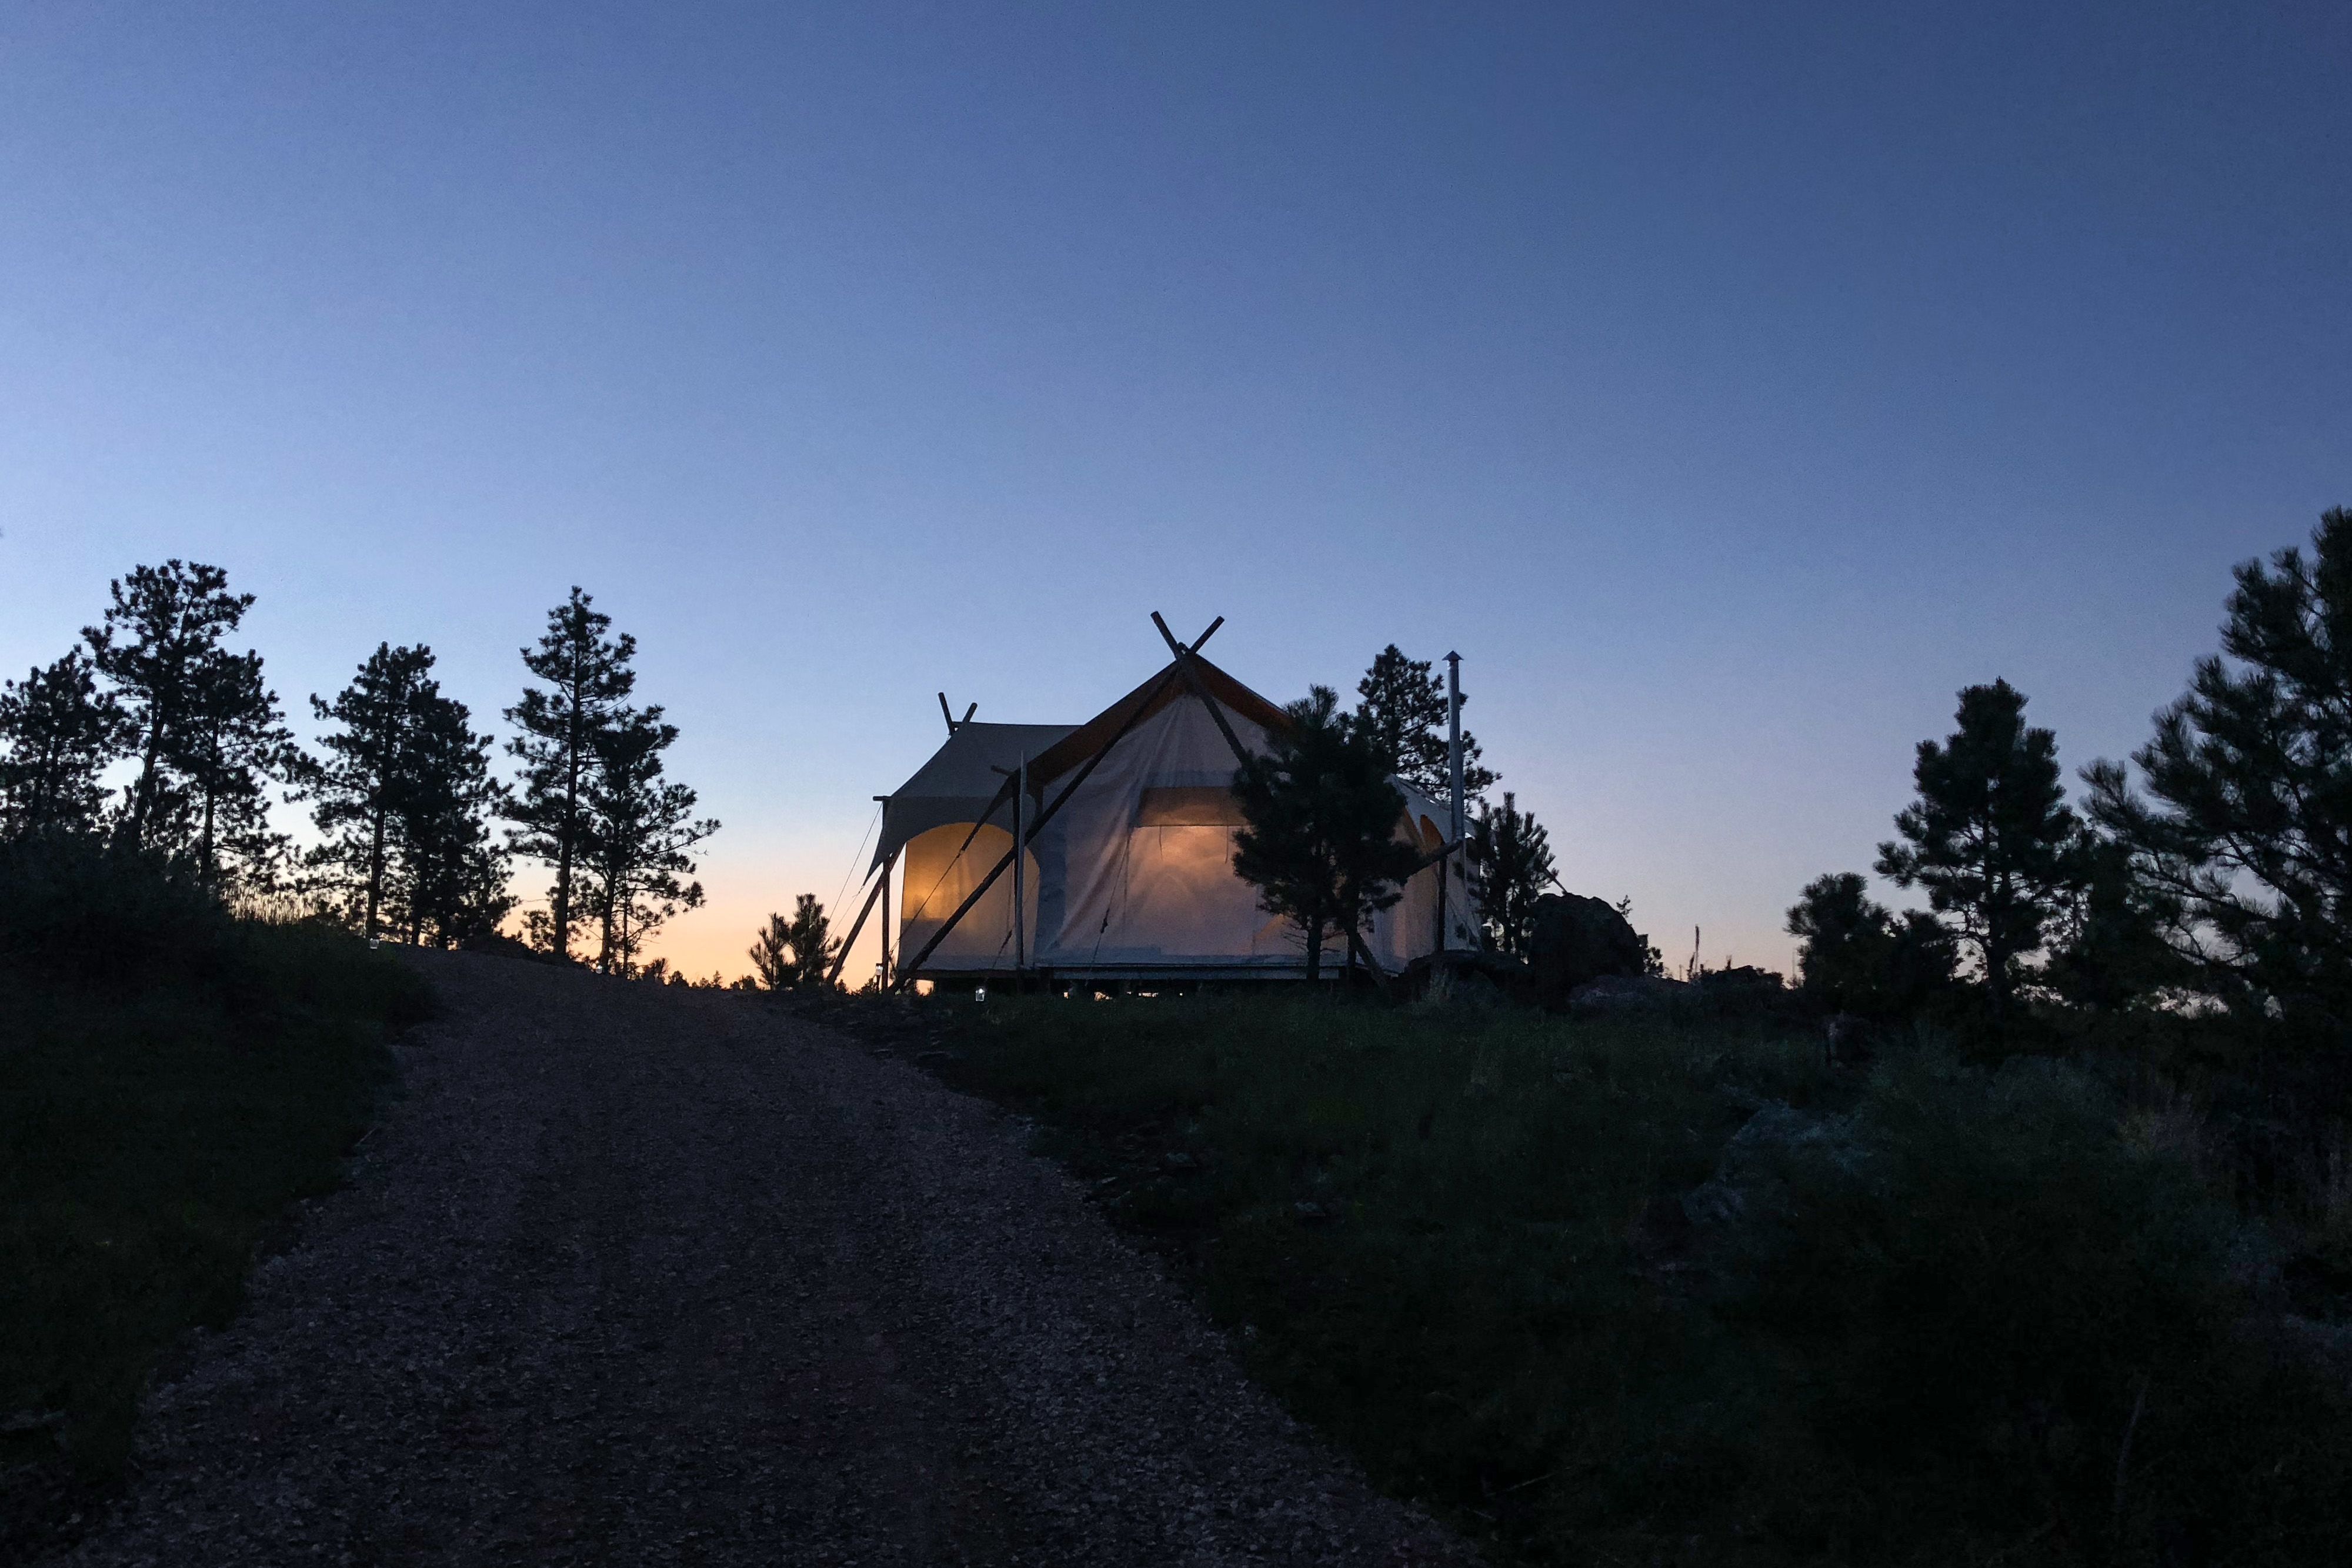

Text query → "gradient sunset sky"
[3,2,2346,982]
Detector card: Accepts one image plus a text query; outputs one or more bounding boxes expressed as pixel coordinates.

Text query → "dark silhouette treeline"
[0,565,714,975]
[1788,512,2352,1092]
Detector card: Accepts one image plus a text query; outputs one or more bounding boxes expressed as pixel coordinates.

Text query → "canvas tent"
[835,619,1480,988]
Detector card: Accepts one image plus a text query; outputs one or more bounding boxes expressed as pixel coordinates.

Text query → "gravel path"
[54,952,1474,1567]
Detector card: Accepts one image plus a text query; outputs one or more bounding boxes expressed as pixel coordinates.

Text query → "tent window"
[1136,785,1246,827]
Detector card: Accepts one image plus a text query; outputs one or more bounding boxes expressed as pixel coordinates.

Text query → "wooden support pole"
[1012,752,1027,981]
[826,855,892,989]
[1346,925,1393,993]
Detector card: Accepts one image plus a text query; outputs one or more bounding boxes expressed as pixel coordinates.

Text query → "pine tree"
[784,893,840,987]
[2041,831,2178,1014]
[748,911,796,990]
[1467,790,1556,956]
[1353,645,1497,806]
[0,650,130,840]
[1876,680,2079,1026]
[388,692,512,948]
[169,647,302,897]
[2087,506,2352,1030]
[749,895,840,989]
[577,705,717,976]
[506,588,637,960]
[1232,686,1422,981]
[83,561,256,853]
[309,644,438,939]
[313,644,512,945]
[1786,872,1960,1020]
[1786,873,1894,1012]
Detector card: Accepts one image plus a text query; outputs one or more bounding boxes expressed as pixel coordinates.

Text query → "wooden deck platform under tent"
[831,616,1481,990]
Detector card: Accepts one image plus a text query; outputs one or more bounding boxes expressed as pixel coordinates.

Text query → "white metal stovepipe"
[1446,651,1463,950]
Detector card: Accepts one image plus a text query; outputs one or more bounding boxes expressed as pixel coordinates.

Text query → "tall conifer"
[2089,506,2352,1030]
[577,705,716,975]
[311,643,506,943]
[0,650,130,840]
[1469,791,1557,956]
[83,561,256,852]
[309,644,436,938]
[506,588,636,960]
[389,689,511,946]
[1876,680,2079,1025]
[1353,645,1497,805]
[1232,686,1421,981]
[171,647,301,895]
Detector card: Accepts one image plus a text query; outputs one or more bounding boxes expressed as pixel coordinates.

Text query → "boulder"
[1682,1100,1870,1230]
[1526,893,1659,1009]
[1566,974,1687,1013]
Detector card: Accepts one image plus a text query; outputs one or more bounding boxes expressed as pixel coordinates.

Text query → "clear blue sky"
[4,2,2345,979]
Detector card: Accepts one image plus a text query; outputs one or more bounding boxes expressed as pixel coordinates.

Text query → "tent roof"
[1027,652,1287,786]
[873,720,1076,869]
[871,650,1293,875]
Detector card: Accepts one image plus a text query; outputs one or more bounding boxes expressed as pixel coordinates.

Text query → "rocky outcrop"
[1526,893,1659,1009]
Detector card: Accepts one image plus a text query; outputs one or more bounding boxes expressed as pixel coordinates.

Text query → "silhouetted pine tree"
[1468,791,1556,956]
[2041,831,2178,1015]
[2088,506,2352,1032]
[1877,680,2079,1027]
[1353,645,1496,806]
[1785,871,1957,1020]
[0,650,130,840]
[313,644,513,944]
[506,588,637,960]
[309,644,438,938]
[169,647,302,897]
[388,689,512,948]
[749,894,840,989]
[578,705,717,976]
[785,893,840,987]
[748,911,795,990]
[83,561,256,854]
[1232,686,1421,982]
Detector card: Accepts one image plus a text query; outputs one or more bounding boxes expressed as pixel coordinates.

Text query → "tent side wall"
[896,823,1039,975]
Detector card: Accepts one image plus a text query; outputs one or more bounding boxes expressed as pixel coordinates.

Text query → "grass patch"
[0,839,430,1548]
[846,988,2352,1566]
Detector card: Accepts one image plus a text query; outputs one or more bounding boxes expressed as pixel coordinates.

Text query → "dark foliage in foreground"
[0,836,428,1551]
[854,989,2352,1566]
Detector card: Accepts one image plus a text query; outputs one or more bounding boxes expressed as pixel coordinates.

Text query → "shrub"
[0,830,428,1524]
[0,833,228,989]
[1733,1046,2288,1553]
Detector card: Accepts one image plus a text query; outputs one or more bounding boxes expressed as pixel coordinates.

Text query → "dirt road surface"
[54,952,1473,1567]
